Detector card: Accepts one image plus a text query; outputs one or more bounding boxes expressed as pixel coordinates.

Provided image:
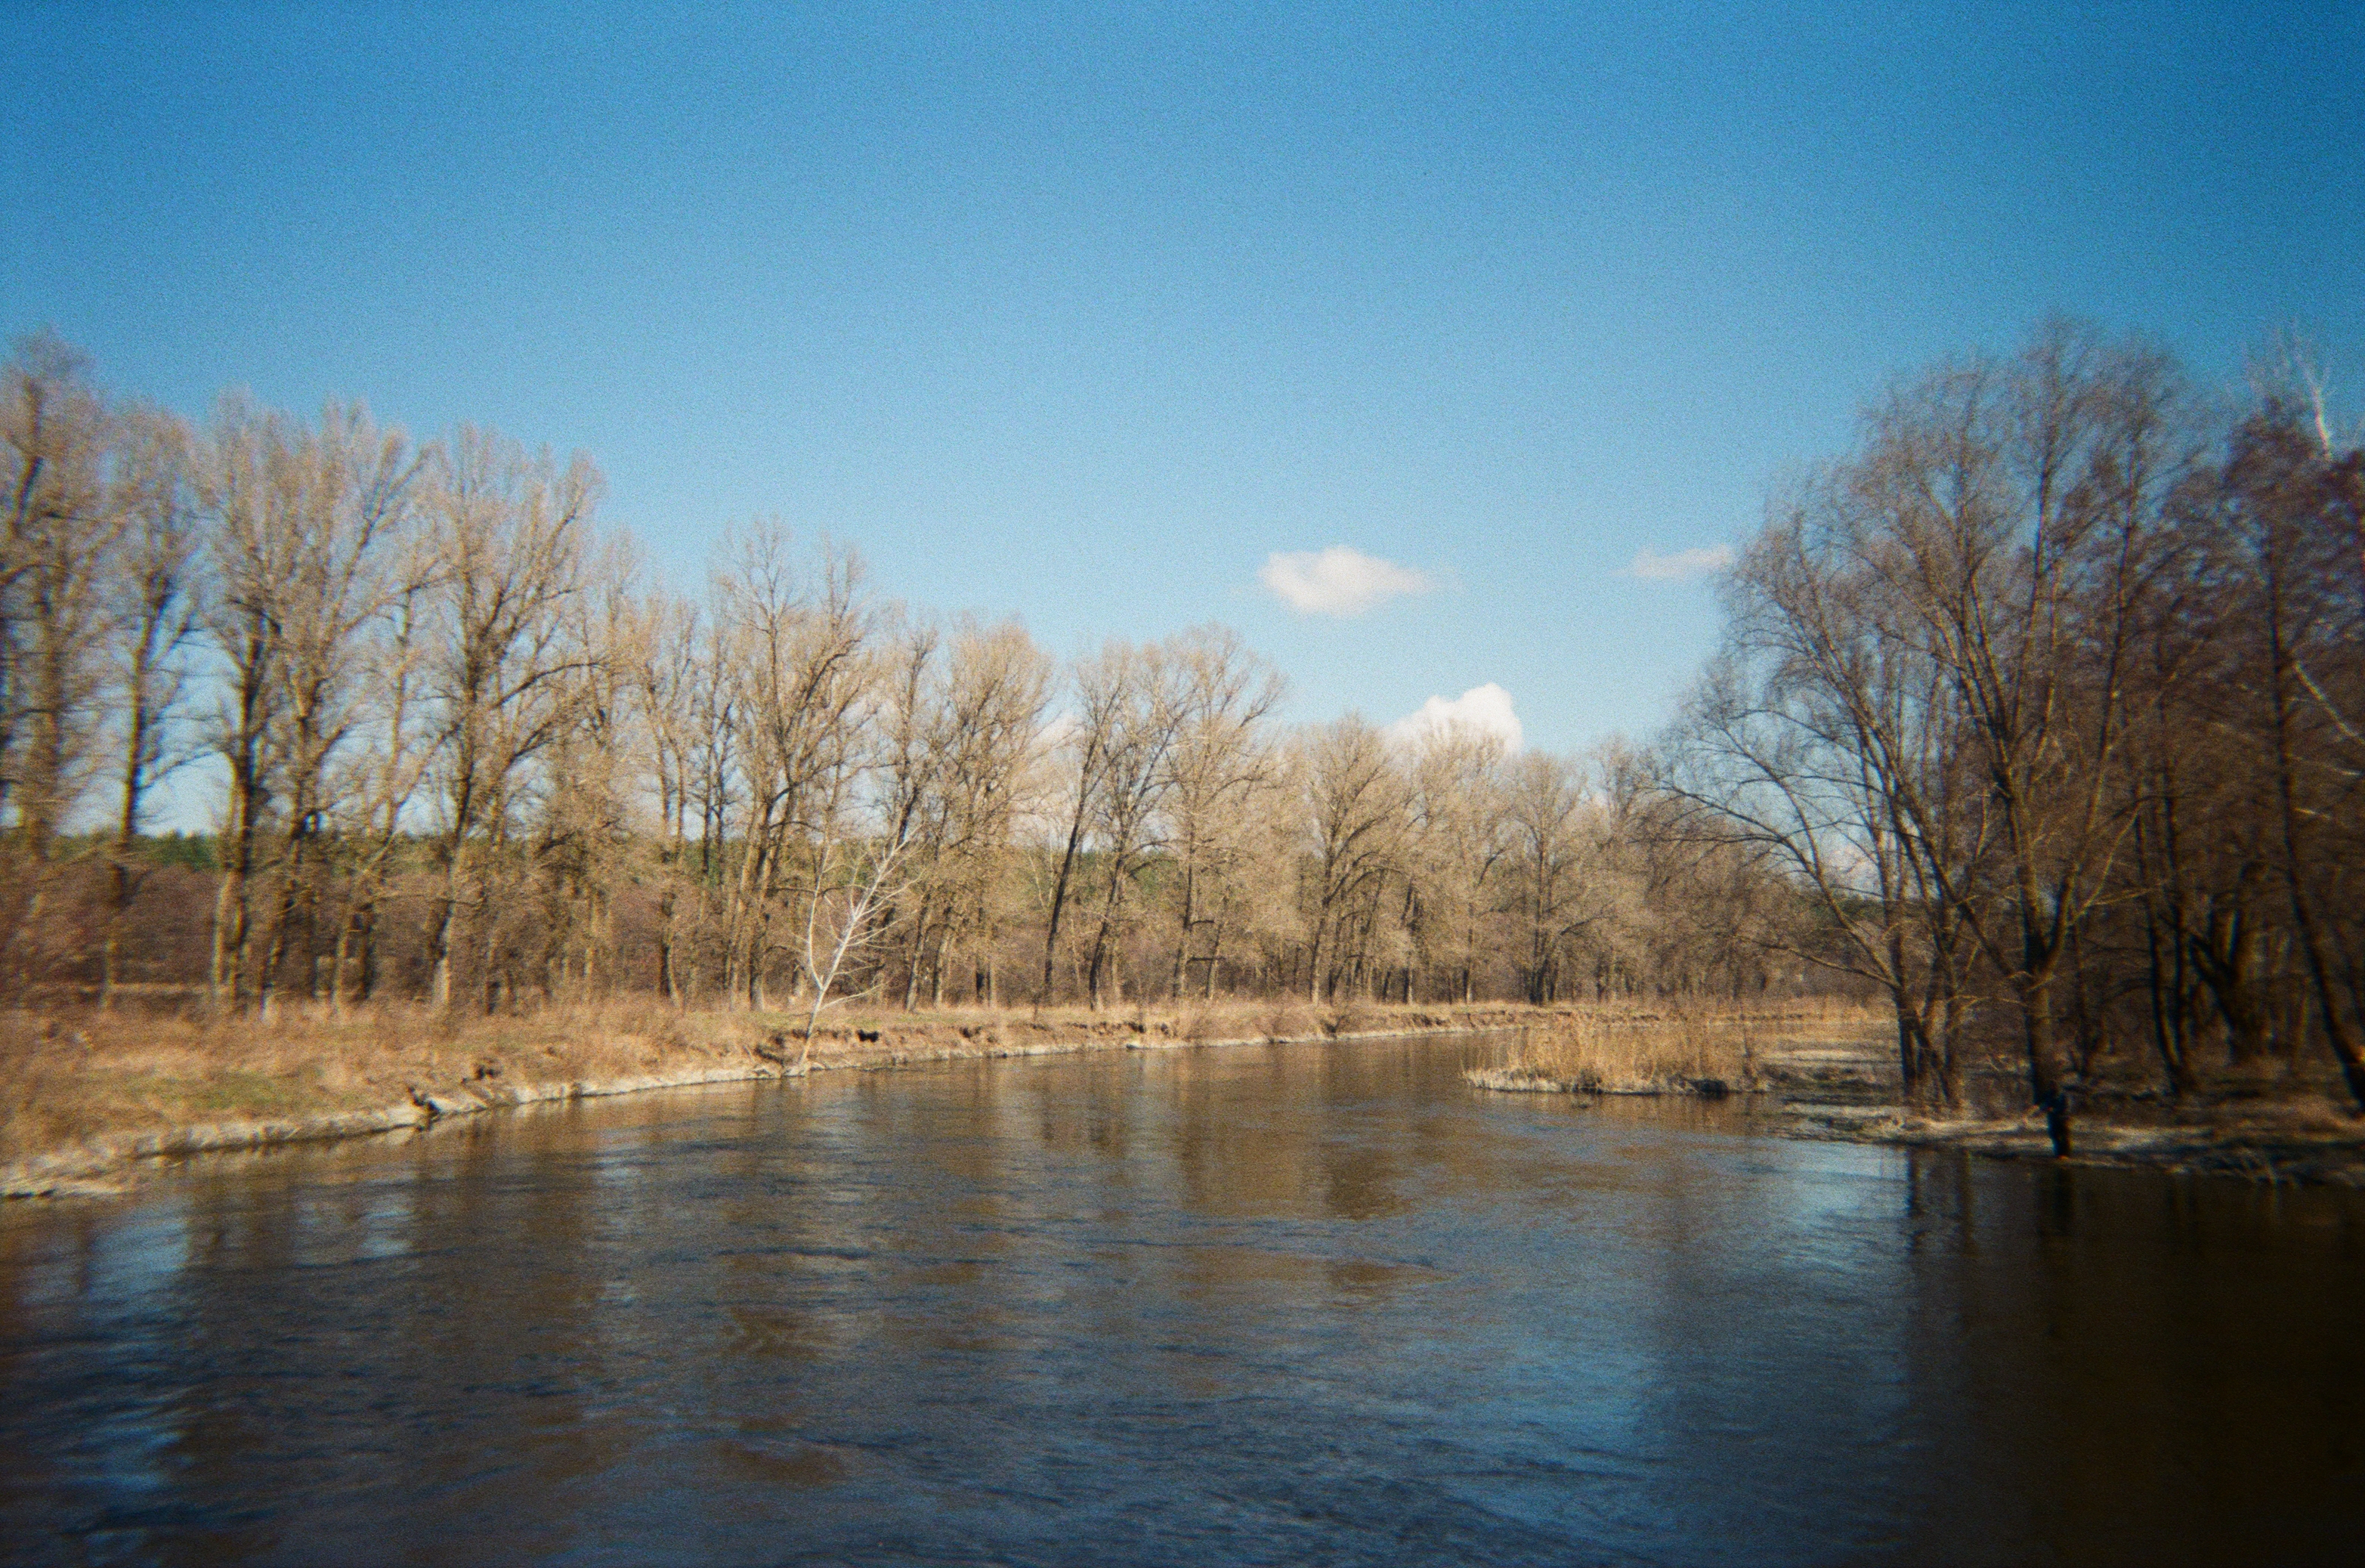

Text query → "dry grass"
[0,994,1553,1172]
[1485,1003,1869,1094]
[0,999,779,1165]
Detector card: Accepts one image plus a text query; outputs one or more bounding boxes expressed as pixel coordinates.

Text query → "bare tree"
[528,532,643,1000]
[1037,639,1179,1007]
[419,426,599,1010]
[629,589,710,1004]
[1,332,116,866]
[1297,716,1408,1002]
[1664,511,1991,1109]
[1399,726,1508,1002]
[875,614,948,1007]
[323,526,437,1013]
[1894,330,2191,1150]
[199,395,304,1008]
[1068,641,1182,1008]
[2209,403,2365,1107]
[1501,751,1601,1004]
[98,404,203,1006]
[935,620,1053,1007]
[879,615,1051,1007]
[794,792,918,1063]
[1160,625,1283,1000]
[250,405,422,1017]
[716,527,873,1010]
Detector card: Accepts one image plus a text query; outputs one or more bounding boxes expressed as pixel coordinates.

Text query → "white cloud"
[1260,546,1430,616]
[1386,682,1524,753]
[1627,544,1734,582]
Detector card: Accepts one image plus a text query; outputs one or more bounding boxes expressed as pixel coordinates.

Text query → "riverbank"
[16,995,2361,1195]
[1461,1004,1882,1099]
[1464,1010,2365,1186]
[1782,1103,2365,1185]
[1,997,1557,1198]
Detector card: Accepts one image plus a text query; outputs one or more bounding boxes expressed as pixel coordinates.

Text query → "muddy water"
[3,1033,2361,1565]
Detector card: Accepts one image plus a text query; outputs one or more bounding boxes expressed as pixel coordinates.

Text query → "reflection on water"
[4,1034,2362,1565]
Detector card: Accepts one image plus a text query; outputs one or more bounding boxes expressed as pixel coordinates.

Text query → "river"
[3,1031,2360,1565]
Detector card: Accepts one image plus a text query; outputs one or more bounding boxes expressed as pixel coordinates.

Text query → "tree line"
[0,332,1785,1027]
[1662,323,2363,1141]
[8,323,2359,1137]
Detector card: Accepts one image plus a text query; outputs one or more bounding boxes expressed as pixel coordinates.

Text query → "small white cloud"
[1628,544,1734,582]
[1260,546,1430,617]
[1386,682,1524,753]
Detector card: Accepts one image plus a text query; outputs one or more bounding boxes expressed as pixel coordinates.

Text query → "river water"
[3,1032,2361,1566]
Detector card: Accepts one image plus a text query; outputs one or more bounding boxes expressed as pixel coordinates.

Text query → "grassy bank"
[12,995,2361,1195]
[1462,1001,1884,1096]
[1783,1100,2365,1185]
[1,996,1553,1195]
[1467,1003,2365,1186]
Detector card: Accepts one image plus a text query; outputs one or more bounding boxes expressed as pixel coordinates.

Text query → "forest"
[4,323,2360,1144]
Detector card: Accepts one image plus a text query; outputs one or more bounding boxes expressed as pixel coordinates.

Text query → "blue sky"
[5,1,2360,757]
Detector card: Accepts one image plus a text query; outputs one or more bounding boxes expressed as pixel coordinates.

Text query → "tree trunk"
[2265,545,2365,1112]
[212,849,252,1010]
[98,852,138,1011]
[2021,970,2073,1158]
[330,896,369,1017]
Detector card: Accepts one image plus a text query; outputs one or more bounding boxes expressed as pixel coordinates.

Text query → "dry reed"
[1489,1006,1769,1095]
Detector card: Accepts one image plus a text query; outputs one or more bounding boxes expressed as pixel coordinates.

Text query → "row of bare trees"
[1663,324,2363,1141]
[2,337,628,1019]
[38,314,2352,1126]
[1,332,1795,1025]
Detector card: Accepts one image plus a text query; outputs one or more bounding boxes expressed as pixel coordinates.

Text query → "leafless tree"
[794,790,918,1062]
[2,332,116,865]
[2206,402,2365,1106]
[250,404,422,1017]
[1297,715,1408,1001]
[98,404,203,1006]
[1500,751,1603,1004]
[880,614,1051,1007]
[199,395,304,1008]
[716,528,873,1010]
[528,533,643,1000]
[0,334,118,994]
[419,425,599,1010]
[1665,513,1991,1109]
[1159,625,1282,1000]
[1038,639,1180,1007]
[1400,726,1508,1003]
[630,589,708,1004]
[323,526,436,1013]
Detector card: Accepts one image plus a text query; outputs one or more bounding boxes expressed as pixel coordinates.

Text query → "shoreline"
[1467,1065,2365,1187]
[12,1001,2362,1197]
[0,1007,1530,1199]
[1782,1103,2365,1186]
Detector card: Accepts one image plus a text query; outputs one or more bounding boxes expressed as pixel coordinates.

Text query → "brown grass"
[1493,1003,1850,1093]
[0,1000,774,1165]
[0,994,1567,1174]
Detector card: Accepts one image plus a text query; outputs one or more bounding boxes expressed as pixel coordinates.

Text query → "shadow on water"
[3,1031,2361,1565]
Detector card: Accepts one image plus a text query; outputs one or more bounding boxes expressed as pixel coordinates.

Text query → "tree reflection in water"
[3,1033,2360,1565]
